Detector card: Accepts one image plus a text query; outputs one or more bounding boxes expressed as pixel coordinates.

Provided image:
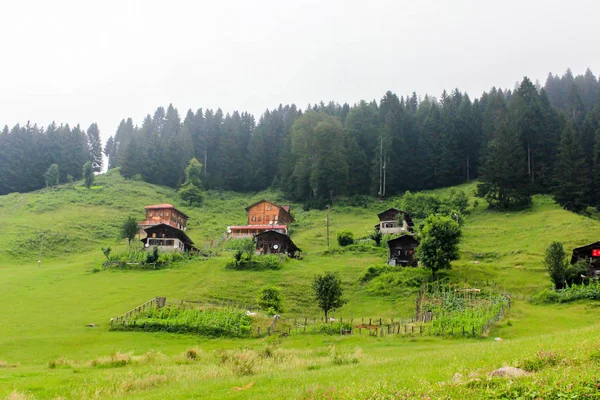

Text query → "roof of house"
[142,223,194,245]
[572,241,600,252]
[244,199,294,222]
[229,225,288,230]
[254,230,301,253]
[144,204,189,218]
[377,208,400,218]
[386,234,419,247]
[377,208,414,227]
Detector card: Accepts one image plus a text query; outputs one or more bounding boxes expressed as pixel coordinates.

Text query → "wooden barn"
[141,223,197,252]
[228,200,295,238]
[375,208,414,235]
[254,230,301,258]
[387,235,419,266]
[571,241,600,276]
[139,204,189,231]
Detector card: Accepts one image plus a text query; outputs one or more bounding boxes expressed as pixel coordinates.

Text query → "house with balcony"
[227,200,295,238]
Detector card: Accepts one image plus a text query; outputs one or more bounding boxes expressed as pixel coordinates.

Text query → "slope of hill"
[2,172,600,399]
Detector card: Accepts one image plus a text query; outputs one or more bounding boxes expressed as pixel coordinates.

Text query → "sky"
[1,0,599,145]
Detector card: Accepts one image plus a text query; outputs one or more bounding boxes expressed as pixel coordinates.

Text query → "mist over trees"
[2,68,600,212]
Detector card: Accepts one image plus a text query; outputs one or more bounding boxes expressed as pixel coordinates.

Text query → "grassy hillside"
[2,173,600,399]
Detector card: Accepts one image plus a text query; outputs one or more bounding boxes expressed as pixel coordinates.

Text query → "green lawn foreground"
[2,174,600,398]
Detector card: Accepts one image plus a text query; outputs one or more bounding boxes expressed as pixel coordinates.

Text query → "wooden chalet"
[387,235,419,267]
[139,204,189,231]
[375,208,414,234]
[228,200,295,238]
[571,241,600,276]
[254,230,301,258]
[141,223,196,252]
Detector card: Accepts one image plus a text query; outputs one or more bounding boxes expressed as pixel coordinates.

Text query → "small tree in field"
[178,158,204,206]
[416,214,462,280]
[44,164,59,187]
[121,216,139,246]
[83,161,94,189]
[544,241,568,290]
[257,286,284,315]
[337,230,354,247]
[312,271,347,320]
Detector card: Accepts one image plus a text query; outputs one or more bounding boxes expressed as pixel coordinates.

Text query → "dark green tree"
[544,241,568,290]
[554,121,589,212]
[257,286,284,315]
[178,158,204,206]
[43,164,59,187]
[83,161,94,189]
[86,123,103,172]
[121,216,139,246]
[312,271,347,321]
[416,214,461,280]
[477,122,531,209]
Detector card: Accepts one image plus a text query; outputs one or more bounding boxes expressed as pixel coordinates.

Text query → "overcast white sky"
[1,0,599,144]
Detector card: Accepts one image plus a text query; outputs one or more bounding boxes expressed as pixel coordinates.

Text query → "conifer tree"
[477,122,530,209]
[554,121,590,212]
[83,161,94,189]
[86,123,103,172]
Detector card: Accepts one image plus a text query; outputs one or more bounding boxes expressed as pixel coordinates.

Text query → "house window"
[166,211,169,216]
[252,216,256,222]
[258,215,262,222]
[267,205,271,211]
[149,211,153,217]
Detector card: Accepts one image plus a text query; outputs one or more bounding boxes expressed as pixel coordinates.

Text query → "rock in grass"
[488,366,528,378]
[86,323,96,328]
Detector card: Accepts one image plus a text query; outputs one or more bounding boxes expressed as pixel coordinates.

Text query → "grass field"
[2,173,600,399]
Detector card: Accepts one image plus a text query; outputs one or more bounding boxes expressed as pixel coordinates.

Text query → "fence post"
[379,318,382,325]
[257,327,261,336]
[420,325,423,335]
[472,326,475,336]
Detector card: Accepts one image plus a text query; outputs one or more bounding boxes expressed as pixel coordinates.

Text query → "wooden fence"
[255,303,510,338]
[110,296,166,327]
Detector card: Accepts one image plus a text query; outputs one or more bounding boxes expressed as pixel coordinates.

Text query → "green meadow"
[2,172,600,399]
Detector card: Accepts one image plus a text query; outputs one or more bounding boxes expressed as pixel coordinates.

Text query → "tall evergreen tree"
[477,122,530,209]
[554,121,589,212]
[86,123,103,172]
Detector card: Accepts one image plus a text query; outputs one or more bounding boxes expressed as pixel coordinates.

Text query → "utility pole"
[378,137,383,198]
[326,204,330,248]
[37,233,44,268]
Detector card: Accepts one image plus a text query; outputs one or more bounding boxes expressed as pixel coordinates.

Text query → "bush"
[359,264,393,283]
[370,229,383,246]
[566,260,589,286]
[337,230,354,247]
[258,287,284,314]
[518,350,561,372]
[225,254,283,271]
[146,247,159,264]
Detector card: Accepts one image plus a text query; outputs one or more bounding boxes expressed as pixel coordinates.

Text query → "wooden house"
[139,204,189,231]
[228,200,295,238]
[254,230,301,258]
[387,235,419,266]
[571,241,600,276]
[375,208,414,234]
[141,223,196,252]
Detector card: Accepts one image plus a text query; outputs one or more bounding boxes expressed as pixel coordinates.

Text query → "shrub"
[518,350,561,372]
[146,247,159,264]
[225,254,283,271]
[370,229,383,246]
[337,231,354,247]
[359,264,393,283]
[329,346,360,365]
[184,348,201,360]
[258,287,284,314]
